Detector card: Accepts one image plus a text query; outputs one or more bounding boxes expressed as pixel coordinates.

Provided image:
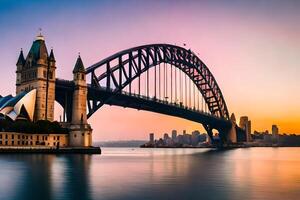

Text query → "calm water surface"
[0,147,299,200]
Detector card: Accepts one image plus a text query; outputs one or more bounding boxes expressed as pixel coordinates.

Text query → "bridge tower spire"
[16,33,56,121]
[69,55,92,147]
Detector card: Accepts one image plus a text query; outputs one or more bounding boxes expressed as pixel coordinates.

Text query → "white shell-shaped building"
[0,89,36,121]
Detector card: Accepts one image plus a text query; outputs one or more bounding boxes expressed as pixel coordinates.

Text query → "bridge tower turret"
[16,49,25,87]
[16,33,56,121]
[69,55,92,147]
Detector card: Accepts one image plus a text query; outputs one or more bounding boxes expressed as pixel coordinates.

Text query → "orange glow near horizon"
[1,1,300,141]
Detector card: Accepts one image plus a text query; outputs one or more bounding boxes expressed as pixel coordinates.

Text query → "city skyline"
[0,0,300,140]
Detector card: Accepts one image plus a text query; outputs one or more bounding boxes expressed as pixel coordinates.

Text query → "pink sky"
[0,1,300,140]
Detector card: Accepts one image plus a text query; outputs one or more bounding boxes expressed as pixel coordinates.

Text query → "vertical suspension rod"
[185,71,187,107]
[193,80,195,109]
[180,66,182,104]
[175,64,177,104]
[119,56,122,92]
[171,61,173,103]
[164,62,166,100]
[147,67,149,98]
[166,63,168,101]
[147,49,149,98]
[189,72,191,108]
[197,85,199,111]
[129,53,132,94]
[159,63,161,100]
[154,62,157,99]
[138,50,141,96]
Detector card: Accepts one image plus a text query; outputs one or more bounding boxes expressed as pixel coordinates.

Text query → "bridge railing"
[92,85,217,119]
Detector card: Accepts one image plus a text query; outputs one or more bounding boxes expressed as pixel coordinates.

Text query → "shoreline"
[0,146,101,154]
[140,145,300,149]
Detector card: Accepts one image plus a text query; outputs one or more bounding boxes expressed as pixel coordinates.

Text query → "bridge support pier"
[226,123,237,143]
[203,124,215,144]
[226,113,237,144]
[203,123,236,147]
[69,124,93,147]
[69,56,93,147]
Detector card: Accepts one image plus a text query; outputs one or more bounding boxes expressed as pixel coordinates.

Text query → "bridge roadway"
[55,79,232,133]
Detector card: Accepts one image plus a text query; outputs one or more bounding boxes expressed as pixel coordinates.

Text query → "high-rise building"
[239,116,248,129]
[247,120,252,136]
[171,130,177,140]
[149,133,154,143]
[272,125,279,143]
[272,125,279,136]
[191,130,200,145]
[246,120,251,141]
[239,116,252,142]
[163,133,169,141]
[177,135,184,144]
[183,134,191,145]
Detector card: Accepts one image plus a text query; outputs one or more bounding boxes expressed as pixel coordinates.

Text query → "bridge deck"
[87,87,231,130]
[56,79,231,132]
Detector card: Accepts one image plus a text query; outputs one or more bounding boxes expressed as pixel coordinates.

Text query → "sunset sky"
[0,0,299,141]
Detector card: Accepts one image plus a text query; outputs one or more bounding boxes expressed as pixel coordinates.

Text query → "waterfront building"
[239,116,248,128]
[191,130,200,146]
[149,133,154,143]
[239,116,252,142]
[163,133,169,141]
[272,125,279,136]
[0,89,36,121]
[0,132,68,147]
[165,138,173,146]
[272,125,279,143]
[192,130,200,136]
[171,130,177,140]
[246,120,251,141]
[183,133,192,145]
[0,33,93,148]
[177,135,184,144]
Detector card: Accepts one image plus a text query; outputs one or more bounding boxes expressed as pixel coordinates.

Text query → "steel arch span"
[86,44,229,120]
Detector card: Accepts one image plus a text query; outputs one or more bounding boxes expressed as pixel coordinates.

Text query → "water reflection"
[0,148,299,200]
[0,154,92,200]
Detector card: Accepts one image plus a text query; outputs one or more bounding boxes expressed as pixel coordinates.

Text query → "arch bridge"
[55,44,233,144]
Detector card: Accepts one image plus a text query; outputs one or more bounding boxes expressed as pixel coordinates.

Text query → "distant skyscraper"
[239,116,248,129]
[192,130,200,137]
[247,120,251,141]
[239,116,252,142]
[163,133,169,141]
[177,135,184,144]
[272,125,279,135]
[272,125,279,143]
[191,130,200,145]
[149,133,154,143]
[171,130,177,140]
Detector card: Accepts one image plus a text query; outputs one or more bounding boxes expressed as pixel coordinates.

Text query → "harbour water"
[0,147,299,200]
